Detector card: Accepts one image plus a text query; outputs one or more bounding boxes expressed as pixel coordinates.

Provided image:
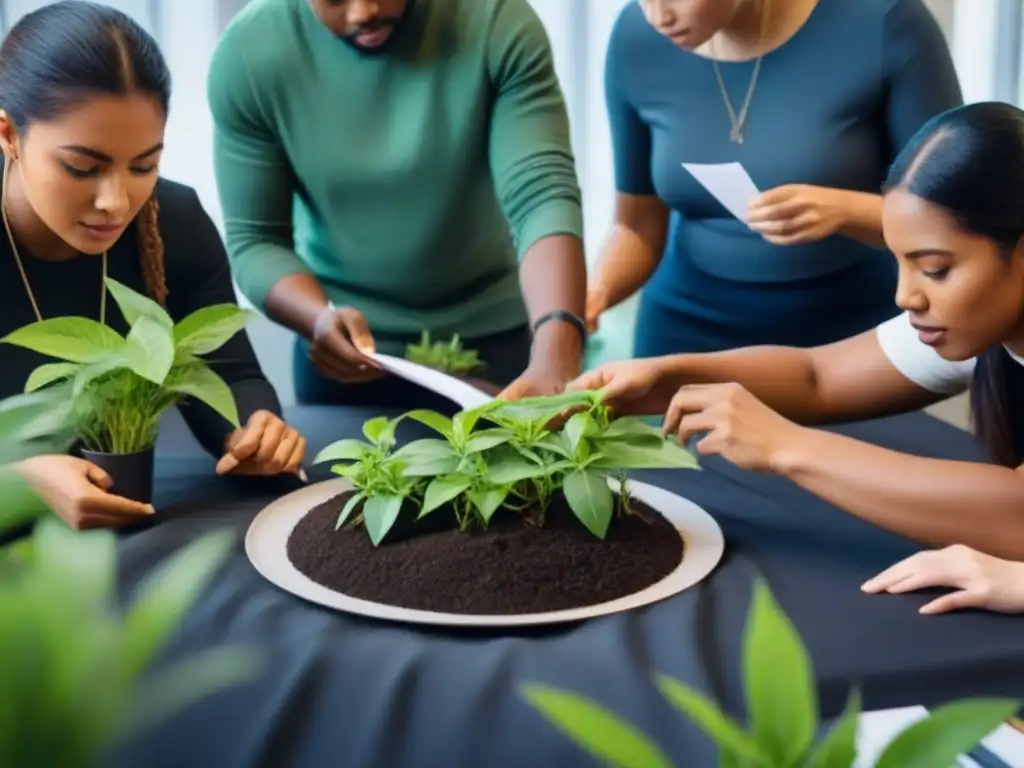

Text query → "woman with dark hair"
[587,0,962,355]
[0,1,306,530]
[571,101,1024,611]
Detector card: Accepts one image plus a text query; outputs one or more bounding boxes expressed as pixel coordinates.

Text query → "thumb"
[216,452,241,476]
[337,309,375,355]
[85,463,113,491]
[919,589,981,615]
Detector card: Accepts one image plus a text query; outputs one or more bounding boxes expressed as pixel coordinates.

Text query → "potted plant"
[521,578,1021,767]
[0,391,259,767]
[1,278,255,504]
[295,390,702,615]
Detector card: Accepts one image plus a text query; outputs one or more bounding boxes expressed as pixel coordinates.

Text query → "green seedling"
[404,330,484,376]
[315,389,699,546]
[523,578,1020,768]
[2,278,253,455]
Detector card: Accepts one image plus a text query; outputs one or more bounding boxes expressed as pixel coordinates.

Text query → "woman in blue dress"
[586,0,963,355]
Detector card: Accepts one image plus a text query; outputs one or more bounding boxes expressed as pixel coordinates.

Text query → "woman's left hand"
[216,410,307,477]
[663,383,805,473]
[746,184,847,245]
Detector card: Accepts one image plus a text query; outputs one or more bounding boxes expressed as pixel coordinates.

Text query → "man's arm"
[206,29,328,337]
[167,189,283,459]
[486,0,587,376]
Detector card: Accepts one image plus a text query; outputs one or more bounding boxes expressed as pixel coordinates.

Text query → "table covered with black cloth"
[108,404,1024,768]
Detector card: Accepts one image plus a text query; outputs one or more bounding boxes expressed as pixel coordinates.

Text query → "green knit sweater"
[207,0,583,350]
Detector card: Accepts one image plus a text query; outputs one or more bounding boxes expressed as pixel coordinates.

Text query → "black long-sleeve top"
[0,178,282,458]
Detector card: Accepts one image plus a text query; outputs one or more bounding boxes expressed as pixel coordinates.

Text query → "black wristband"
[532,309,588,344]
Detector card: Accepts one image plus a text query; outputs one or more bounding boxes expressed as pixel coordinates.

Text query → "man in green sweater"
[207,0,587,406]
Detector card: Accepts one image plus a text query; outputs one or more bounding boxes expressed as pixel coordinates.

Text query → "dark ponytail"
[884,101,1024,467]
[0,0,171,303]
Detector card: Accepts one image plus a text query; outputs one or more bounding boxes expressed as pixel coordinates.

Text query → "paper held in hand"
[682,161,761,224]
[369,353,495,410]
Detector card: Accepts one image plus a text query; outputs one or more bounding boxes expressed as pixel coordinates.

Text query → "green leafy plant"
[314,389,700,546]
[0,520,259,767]
[404,330,484,376]
[0,391,259,768]
[1,278,255,455]
[521,579,1020,768]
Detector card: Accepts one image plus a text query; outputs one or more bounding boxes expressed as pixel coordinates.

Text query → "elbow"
[503,170,584,258]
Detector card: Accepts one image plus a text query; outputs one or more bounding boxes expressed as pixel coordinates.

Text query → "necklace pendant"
[730,127,744,145]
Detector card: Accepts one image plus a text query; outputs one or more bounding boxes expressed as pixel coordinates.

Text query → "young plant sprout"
[404,330,484,377]
[314,389,700,546]
[2,278,253,455]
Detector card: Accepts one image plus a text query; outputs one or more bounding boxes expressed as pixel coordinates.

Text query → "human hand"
[746,184,847,245]
[14,454,155,530]
[861,544,1024,615]
[309,305,384,384]
[498,360,579,401]
[216,410,307,477]
[567,358,676,416]
[663,383,805,473]
[585,287,609,334]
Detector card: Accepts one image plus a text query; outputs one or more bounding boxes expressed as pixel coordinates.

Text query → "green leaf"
[0,389,75,459]
[114,646,259,744]
[597,416,665,445]
[521,684,675,768]
[362,415,401,449]
[363,495,404,546]
[105,277,173,330]
[562,470,614,539]
[166,365,239,428]
[24,362,80,393]
[401,455,463,477]
[314,439,371,464]
[405,410,453,439]
[392,438,455,460]
[122,529,235,678]
[466,429,512,453]
[420,474,473,517]
[172,304,256,355]
[744,579,817,765]
[656,675,767,765]
[874,698,1021,768]
[33,517,116,609]
[337,492,365,529]
[486,456,557,486]
[590,440,700,471]
[468,487,509,522]
[809,689,861,768]
[564,412,595,452]
[2,317,124,362]
[123,315,175,385]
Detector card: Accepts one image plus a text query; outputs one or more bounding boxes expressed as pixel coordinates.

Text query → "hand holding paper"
[681,162,761,222]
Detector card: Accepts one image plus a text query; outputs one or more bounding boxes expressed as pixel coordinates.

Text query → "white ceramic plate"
[245,477,726,627]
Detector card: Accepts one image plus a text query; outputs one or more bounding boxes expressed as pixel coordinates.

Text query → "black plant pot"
[79,446,155,505]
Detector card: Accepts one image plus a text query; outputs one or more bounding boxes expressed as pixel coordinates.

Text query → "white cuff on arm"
[875,312,975,395]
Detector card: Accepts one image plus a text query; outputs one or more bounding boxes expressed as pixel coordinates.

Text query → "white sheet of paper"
[370,353,495,410]
[681,161,760,223]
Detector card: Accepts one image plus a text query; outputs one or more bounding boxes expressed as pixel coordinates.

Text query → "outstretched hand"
[862,544,1024,615]
[662,382,805,473]
[14,454,155,530]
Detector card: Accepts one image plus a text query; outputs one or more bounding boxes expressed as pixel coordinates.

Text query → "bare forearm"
[658,346,827,422]
[836,191,887,249]
[520,234,587,370]
[592,224,663,309]
[777,429,1024,559]
[265,274,331,339]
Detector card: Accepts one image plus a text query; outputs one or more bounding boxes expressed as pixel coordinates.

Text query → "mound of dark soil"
[286,491,683,615]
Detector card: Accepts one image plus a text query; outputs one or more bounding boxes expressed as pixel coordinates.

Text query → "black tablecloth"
[109,404,1024,768]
